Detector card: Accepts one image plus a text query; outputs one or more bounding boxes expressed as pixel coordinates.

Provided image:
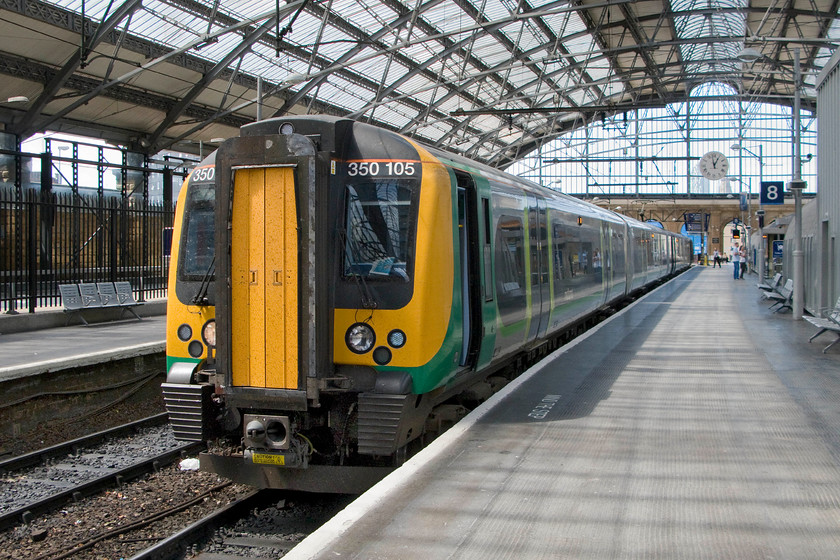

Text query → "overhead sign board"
[760,181,785,205]
[684,212,703,232]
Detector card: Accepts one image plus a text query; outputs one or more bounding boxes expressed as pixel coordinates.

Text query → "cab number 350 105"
[347,161,416,177]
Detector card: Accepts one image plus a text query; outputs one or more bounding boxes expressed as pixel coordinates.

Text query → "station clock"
[699,151,730,181]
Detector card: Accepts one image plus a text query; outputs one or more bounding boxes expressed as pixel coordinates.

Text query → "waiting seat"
[96,282,122,307]
[757,273,782,294]
[78,283,103,307]
[114,281,143,320]
[765,279,793,313]
[59,284,89,326]
[804,297,840,353]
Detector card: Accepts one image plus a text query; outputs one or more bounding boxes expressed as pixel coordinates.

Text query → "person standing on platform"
[739,245,748,279]
[730,242,741,280]
[713,249,721,268]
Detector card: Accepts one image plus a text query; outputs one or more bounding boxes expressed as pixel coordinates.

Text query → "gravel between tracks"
[0,463,252,560]
[0,424,183,516]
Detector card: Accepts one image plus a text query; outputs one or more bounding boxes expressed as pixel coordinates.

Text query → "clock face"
[699,151,729,180]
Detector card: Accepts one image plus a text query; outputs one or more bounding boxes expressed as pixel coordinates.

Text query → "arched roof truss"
[0,0,836,166]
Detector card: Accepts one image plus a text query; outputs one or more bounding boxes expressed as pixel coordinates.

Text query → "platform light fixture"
[736,48,763,63]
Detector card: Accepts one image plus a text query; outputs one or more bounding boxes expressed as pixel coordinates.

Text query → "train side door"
[527,194,550,341]
[456,173,482,368]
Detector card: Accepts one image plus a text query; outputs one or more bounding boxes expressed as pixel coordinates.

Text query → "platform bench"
[765,279,793,313]
[59,282,144,326]
[757,273,782,297]
[804,297,840,353]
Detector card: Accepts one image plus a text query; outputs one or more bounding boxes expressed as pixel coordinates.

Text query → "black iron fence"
[1,186,174,313]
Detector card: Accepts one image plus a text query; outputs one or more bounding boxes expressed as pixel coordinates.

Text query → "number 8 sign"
[760,181,785,205]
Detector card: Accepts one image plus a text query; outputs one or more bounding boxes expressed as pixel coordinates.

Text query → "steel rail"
[128,489,265,560]
[0,441,203,531]
[0,412,169,473]
[29,481,238,560]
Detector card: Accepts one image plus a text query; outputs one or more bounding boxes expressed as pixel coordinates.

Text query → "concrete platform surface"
[286,267,840,560]
[0,315,165,382]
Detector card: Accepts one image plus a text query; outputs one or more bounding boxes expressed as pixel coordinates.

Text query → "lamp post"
[756,209,766,281]
[735,46,804,308]
[731,143,763,280]
[788,48,806,320]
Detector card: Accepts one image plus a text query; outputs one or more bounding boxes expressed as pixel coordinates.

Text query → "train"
[162,115,692,492]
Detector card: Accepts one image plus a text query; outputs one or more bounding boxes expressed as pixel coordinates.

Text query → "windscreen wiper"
[339,229,377,309]
[191,256,216,305]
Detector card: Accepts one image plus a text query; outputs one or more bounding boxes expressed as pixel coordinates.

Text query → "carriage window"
[344,180,414,281]
[494,214,526,325]
[179,183,215,280]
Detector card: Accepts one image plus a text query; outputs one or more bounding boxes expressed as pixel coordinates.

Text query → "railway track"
[130,489,264,560]
[131,490,352,560]
[0,414,202,531]
[0,412,169,472]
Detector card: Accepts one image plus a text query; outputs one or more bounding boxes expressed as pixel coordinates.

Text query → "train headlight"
[387,329,406,348]
[373,346,392,365]
[188,340,204,358]
[346,323,375,354]
[177,324,192,341]
[202,319,216,347]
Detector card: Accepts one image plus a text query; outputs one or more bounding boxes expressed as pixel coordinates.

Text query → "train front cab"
[164,119,477,490]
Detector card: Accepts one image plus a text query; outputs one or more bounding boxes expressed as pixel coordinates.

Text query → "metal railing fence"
[1,186,174,313]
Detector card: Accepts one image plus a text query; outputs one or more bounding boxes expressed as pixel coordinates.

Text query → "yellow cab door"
[230,166,299,389]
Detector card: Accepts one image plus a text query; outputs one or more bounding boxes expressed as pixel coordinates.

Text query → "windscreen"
[344,179,414,282]
[179,183,215,280]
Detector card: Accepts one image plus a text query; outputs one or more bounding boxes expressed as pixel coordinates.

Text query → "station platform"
[0,313,165,383]
[287,266,840,559]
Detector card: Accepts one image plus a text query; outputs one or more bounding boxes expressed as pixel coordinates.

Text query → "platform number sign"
[760,181,785,205]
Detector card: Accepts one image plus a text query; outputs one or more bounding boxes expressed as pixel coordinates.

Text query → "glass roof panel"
[51,0,107,18]
[481,0,517,22]
[504,66,543,92]
[241,50,293,83]
[216,0,277,20]
[131,9,198,49]
[672,0,745,75]
[422,2,469,34]
[194,34,244,64]
[13,0,835,168]
[353,56,409,85]
[334,0,400,36]
[279,11,329,48]
[369,104,414,129]
[498,21,548,55]
[470,34,514,67]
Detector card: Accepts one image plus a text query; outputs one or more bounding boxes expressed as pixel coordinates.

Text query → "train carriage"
[163,116,691,492]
